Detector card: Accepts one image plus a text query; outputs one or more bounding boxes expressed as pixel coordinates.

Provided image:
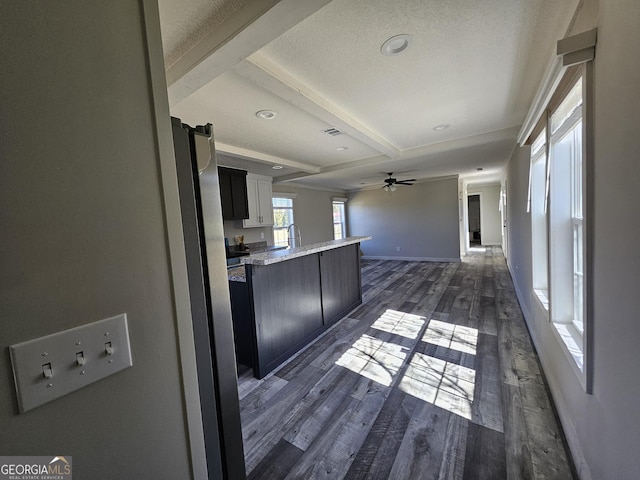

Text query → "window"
[332,199,346,240]
[272,197,294,247]
[528,69,587,372]
[529,128,549,308]
[549,77,584,336]
[520,28,594,390]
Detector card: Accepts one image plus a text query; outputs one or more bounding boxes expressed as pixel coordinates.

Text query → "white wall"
[504,0,640,478]
[468,184,502,245]
[0,2,194,478]
[348,177,461,261]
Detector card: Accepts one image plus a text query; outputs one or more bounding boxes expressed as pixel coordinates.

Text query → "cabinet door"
[243,176,261,227]
[257,179,274,226]
[230,173,249,219]
[218,167,249,220]
[218,170,234,220]
[243,175,273,227]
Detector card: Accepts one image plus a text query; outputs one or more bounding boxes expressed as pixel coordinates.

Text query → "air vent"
[322,127,343,136]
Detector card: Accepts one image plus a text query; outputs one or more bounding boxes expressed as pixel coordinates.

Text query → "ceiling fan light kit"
[381,172,416,192]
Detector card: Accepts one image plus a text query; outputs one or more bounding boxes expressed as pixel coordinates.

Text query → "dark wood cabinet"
[319,244,362,326]
[248,254,324,377]
[218,167,249,220]
[229,242,364,379]
[228,281,255,368]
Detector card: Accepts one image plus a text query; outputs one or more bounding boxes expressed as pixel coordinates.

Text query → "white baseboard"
[362,255,461,263]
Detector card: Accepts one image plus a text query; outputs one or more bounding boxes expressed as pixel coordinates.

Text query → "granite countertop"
[227,236,371,281]
[241,236,371,266]
[227,265,247,283]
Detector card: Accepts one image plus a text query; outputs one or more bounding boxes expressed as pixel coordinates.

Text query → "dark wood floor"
[237,247,575,479]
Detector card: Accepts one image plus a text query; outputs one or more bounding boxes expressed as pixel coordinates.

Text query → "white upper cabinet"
[243,174,273,228]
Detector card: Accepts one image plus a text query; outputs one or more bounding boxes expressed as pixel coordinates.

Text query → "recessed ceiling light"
[381,34,413,56]
[336,146,349,152]
[272,165,283,170]
[433,124,450,131]
[256,110,277,120]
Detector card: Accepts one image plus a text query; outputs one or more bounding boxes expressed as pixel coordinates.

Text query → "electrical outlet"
[396,246,401,252]
[260,232,265,240]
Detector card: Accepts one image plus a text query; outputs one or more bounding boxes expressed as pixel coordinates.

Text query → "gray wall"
[272,185,344,245]
[504,0,640,478]
[468,184,502,245]
[223,220,273,246]
[223,184,343,247]
[348,177,461,261]
[0,2,192,478]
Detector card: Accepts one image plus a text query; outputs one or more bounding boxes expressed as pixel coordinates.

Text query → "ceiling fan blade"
[396,180,416,185]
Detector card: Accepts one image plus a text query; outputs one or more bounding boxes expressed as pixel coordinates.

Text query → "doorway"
[468,194,481,247]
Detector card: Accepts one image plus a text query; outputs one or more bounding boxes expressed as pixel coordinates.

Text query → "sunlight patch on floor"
[335,334,407,387]
[422,319,478,355]
[370,309,426,340]
[399,352,476,419]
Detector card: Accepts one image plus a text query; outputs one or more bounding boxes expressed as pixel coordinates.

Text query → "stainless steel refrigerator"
[171,117,246,479]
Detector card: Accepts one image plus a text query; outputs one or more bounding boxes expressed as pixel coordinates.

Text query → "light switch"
[76,352,86,366]
[10,313,132,413]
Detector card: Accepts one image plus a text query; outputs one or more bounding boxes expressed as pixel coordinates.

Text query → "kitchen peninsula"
[228,236,371,378]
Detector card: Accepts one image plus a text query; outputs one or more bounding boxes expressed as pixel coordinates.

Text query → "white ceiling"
[159,0,579,191]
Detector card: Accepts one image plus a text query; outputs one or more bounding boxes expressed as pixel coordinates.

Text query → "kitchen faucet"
[287,223,302,248]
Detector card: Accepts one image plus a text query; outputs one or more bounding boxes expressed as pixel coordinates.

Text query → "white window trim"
[518,28,596,147]
[273,192,297,199]
[332,199,347,240]
[272,196,295,247]
[530,128,550,311]
[521,28,596,394]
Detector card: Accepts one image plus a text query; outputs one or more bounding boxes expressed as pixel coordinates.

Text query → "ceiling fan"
[382,172,416,192]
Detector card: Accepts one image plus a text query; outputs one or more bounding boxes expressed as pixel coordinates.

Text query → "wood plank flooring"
[237,247,576,479]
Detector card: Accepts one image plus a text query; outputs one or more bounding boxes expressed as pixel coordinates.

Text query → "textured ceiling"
[158,0,248,68]
[159,0,579,191]
[260,0,534,149]
[170,69,381,167]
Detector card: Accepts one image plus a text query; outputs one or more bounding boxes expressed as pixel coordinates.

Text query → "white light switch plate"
[10,313,133,413]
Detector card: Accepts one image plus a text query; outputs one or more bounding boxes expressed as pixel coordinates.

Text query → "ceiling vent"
[322,127,343,136]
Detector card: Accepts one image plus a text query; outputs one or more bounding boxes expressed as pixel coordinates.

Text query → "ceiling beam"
[273,126,519,184]
[235,53,401,158]
[318,127,519,174]
[166,0,332,107]
[399,126,520,159]
[215,142,321,173]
